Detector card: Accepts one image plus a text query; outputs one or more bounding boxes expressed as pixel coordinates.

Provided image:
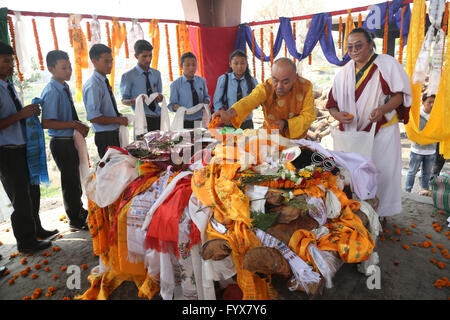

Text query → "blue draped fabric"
[27,98,49,186]
[234,0,411,67]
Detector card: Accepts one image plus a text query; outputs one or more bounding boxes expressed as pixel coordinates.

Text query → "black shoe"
[0,266,7,277]
[17,239,52,254]
[80,209,89,222]
[69,220,89,232]
[36,228,59,239]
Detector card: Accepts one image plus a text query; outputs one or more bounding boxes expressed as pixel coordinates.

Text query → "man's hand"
[157,93,164,102]
[20,103,41,119]
[330,110,354,124]
[369,107,385,123]
[173,104,181,111]
[118,117,129,126]
[73,121,90,137]
[212,108,237,125]
[272,119,287,134]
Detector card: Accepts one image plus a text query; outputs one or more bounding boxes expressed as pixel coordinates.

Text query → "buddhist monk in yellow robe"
[212,57,316,139]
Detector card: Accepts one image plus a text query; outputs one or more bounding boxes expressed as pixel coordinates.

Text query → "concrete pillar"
[181,0,242,27]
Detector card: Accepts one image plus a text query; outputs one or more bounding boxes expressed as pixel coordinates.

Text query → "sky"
[3,0,387,22]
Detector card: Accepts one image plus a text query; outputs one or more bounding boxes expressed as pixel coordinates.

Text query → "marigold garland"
[196,27,204,78]
[270,27,274,68]
[324,19,329,45]
[176,24,182,75]
[260,27,264,83]
[123,23,129,59]
[105,22,112,48]
[165,24,173,81]
[383,4,389,54]
[398,6,406,64]
[149,20,161,69]
[358,13,363,27]
[338,16,343,49]
[68,19,73,47]
[86,21,92,42]
[50,18,59,50]
[252,29,256,78]
[441,2,449,71]
[6,15,24,81]
[293,22,297,64]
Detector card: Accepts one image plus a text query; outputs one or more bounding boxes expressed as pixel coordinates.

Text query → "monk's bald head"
[271,58,297,97]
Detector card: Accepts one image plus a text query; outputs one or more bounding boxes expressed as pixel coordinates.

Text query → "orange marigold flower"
[42,259,48,265]
[411,242,417,246]
[437,244,444,250]
[81,264,88,270]
[403,244,410,250]
[48,286,57,292]
[395,229,401,235]
[13,274,19,279]
[426,234,432,239]
[31,294,39,300]
[62,297,71,300]
[384,229,389,233]
[3,269,10,276]
[20,270,29,277]
[404,228,409,232]
[61,266,67,271]
[52,275,58,280]
[22,296,31,300]
[34,264,41,270]
[44,267,51,272]
[419,242,424,247]
[411,224,416,228]
[393,224,399,228]
[8,278,15,285]
[52,246,61,252]
[34,288,42,295]
[25,266,31,272]
[10,253,16,258]
[437,262,446,269]
[432,248,437,253]
[435,226,442,232]
[445,232,450,236]
[430,258,437,264]
[45,293,52,297]
[31,273,38,279]
[57,234,63,238]
[380,237,386,241]
[20,258,27,265]
[5,228,9,232]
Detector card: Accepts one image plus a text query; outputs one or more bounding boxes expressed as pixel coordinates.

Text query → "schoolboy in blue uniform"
[0,41,54,253]
[41,50,89,231]
[83,44,128,158]
[120,40,163,131]
[168,52,210,129]
[213,50,258,130]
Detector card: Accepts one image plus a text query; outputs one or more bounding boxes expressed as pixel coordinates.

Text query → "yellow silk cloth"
[289,173,375,265]
[69,15,89,103]
[405,0,450,159]
[231,76,316,140]
[76,162,162,300]
[191,160,276,300]
[109,18,127,93]
[149,20,160,70]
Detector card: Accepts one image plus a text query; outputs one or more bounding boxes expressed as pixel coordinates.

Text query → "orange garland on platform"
[165,24,173,81]
[86,21,91,42]
[50,18,59,50]
[398,6,406,64]
[252,29,256,78]
[6,15,24,81]
[196,27,204,78]
[32,19,45,71]
[260,27,264,83]
[105,22,112,48]
[123,23,129,59]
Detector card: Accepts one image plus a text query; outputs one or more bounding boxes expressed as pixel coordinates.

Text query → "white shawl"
[332,54,412,132]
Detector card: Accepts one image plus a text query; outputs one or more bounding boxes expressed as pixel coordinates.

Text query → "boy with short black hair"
[40,49,89,231]
[83,43,128,158]
[405,93,437,195]
[0,41,54,253]
[169,52,210,129]
[120,39,163,132]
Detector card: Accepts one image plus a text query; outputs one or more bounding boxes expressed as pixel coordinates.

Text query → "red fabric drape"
[188,25,238,110]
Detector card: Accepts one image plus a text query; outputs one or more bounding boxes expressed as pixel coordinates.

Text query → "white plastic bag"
[308,245,343,289]
[331,124,375,160]
[84,148,138,207]
[325,190,341,219]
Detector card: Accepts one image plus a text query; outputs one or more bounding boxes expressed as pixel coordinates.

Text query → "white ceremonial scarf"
[161,102,211,131]
[332,54,412,132]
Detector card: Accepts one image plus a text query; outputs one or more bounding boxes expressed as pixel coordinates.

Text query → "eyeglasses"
[346,42,367,52]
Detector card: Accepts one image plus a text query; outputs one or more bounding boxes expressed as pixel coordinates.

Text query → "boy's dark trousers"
[94,130,120,159]
[146,116,161,132]
[0,145,41,246]
[49,137,85,225]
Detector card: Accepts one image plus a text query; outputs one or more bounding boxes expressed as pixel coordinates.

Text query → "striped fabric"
[431,172,450,214]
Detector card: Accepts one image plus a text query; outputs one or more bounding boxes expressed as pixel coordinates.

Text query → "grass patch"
[40,185,62,199]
